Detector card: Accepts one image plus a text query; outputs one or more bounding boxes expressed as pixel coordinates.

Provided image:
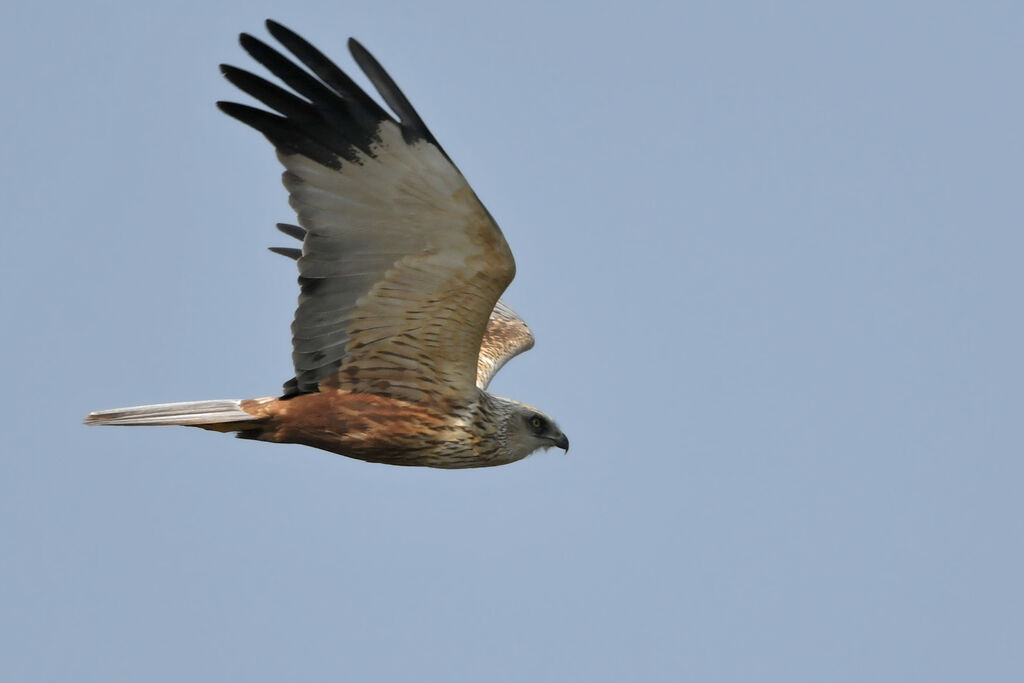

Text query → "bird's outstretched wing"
[271,225,534,391]
[219,20,516,403]
[476,300,534,390]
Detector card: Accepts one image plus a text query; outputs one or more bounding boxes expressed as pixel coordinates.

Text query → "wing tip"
[276,222,306,240]
[269,246,302,260]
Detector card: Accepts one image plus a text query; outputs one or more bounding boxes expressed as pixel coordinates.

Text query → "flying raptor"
[85,20,568,468]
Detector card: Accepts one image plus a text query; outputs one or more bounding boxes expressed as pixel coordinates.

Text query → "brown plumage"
[84,20,568,469]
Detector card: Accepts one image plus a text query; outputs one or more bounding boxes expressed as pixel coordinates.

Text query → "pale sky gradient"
[3,1,1023,681]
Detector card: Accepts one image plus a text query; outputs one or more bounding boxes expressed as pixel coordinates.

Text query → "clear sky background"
[2,1,1022,681]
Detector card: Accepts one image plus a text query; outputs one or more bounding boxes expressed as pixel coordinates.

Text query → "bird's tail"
[85,399,269,431]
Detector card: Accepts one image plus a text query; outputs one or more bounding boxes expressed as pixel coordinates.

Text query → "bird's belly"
[247,390,497,468]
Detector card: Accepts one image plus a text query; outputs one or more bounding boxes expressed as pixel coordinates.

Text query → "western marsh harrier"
[85,20,568,468]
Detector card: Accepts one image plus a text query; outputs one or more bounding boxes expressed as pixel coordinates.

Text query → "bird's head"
[492,396,569,462]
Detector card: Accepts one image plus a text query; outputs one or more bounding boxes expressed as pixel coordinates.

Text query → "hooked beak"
[553,432,570,452]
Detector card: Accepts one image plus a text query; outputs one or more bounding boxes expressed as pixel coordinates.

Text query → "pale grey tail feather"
[85,399,262,427]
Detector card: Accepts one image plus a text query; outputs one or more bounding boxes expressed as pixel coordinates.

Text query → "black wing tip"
[216,101,343,170]
[346,38,380,80]
[222,22,447,166]
[276,222,306,240]
[218,64,250,86]
[238,32,276,61]
[216,100,273,130]
[216,100,262,119]
[347,37,366,56]
[220,63,249,77]
[343,35,443,153]
[269,246,302,260]
[265,18,298,41]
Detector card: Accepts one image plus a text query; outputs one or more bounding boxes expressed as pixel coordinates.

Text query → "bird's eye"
[529,416,546,432]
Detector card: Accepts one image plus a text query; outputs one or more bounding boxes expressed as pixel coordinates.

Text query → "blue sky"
[3,1,1023,681]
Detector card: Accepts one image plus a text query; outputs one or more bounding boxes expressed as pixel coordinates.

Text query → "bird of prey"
[85,20,568,469]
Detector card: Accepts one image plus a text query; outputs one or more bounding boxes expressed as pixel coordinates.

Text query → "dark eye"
[529,415,546,433]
